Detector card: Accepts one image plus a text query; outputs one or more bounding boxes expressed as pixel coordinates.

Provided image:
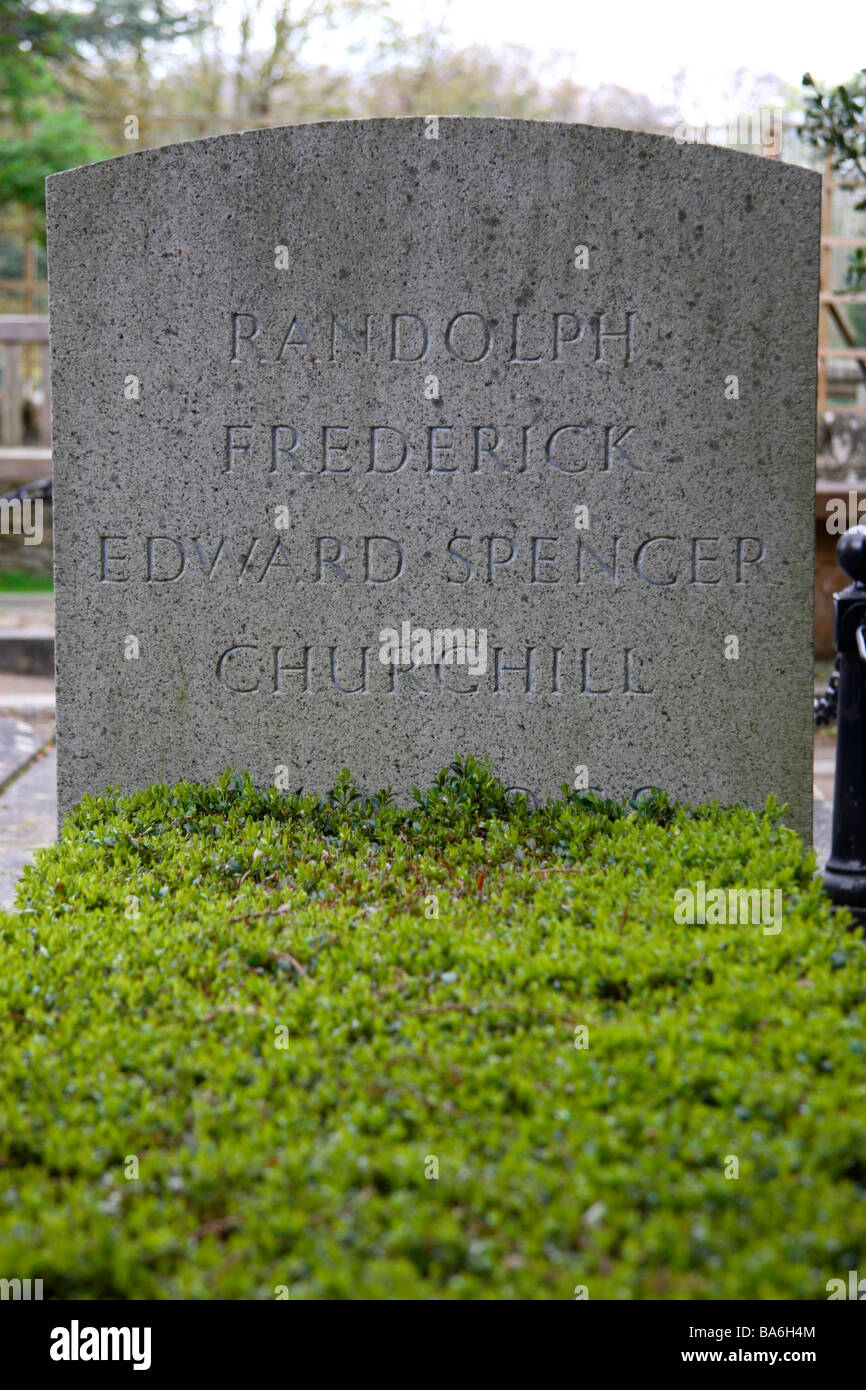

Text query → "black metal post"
[823,525,866,926]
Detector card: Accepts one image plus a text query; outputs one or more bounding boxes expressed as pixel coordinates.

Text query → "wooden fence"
[0,315,51,484]
[818,159,866,413]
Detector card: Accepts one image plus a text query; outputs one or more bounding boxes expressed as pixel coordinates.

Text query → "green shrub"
[0,758,863,1299]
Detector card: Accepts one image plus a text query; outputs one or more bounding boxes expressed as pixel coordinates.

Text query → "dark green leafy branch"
[801,69,866,289]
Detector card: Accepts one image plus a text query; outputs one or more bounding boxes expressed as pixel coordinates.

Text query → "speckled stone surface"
[47,119,820,836]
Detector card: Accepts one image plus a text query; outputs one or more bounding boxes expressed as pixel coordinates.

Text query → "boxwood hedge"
[0,758,864,1299]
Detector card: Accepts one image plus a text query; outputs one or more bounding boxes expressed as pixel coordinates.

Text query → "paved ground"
[0,598,56,904]
[0,745,56,907]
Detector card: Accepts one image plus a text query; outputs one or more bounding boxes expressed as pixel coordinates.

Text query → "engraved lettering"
[226,425,252,472]
[553,312,583,358]
[390,313,429,362]
[509,312,545,363]
[531,536,559,583]
[364,537,404,584]
[146,536,186,583]
[322,425,351,473]
[217,644,260,693]
[576,536,620,582]
[603,424,638,471]
[274,646,311,693]
[329,646,371,694]
[593,309,636,364]
[369,426,409,474]
[546,425,590,472]
[624,648,654,694]
[579,648,612,695]
[446,536,473,583]
[330,315,372,361]
[315,537,349,582]
[276,317,311,360]
[473,426,505,472]
[258,538,294,582]
[691,537,721,584]
[634,536,679,587]
[100,536,129,582]
[487,536,517,581]
[428,425,456,473]
[271,425,303,474]
[494,646,535,693]
[230,312,260,361]
[445,312,492,363]
[736,537,766,581]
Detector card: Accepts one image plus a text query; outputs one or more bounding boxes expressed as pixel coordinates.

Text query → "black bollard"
[823,525,866,927]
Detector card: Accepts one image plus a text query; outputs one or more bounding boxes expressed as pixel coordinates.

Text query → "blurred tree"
[802,70,866,289]
[0,108,107,209]
[2,0,682,205]
[0,0,75,120]
[56,0,392,148]
[127,11,674,135]
[233,0,386,122]
[0,0,207,226]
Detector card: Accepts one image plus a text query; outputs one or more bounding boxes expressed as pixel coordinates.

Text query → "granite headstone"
[46,119,820,834]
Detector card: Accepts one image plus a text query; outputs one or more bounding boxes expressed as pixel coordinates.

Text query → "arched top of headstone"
[48,117,818,221]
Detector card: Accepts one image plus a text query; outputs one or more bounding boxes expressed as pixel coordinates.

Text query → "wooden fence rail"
[0,315,50,448]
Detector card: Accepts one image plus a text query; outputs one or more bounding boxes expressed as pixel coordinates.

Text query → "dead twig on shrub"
[202,1004,260,1022]
[405,999,572,1025]
[227,902,293,924]
[268,948,309,978]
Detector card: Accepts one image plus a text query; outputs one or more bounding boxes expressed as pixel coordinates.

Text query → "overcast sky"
[215,0,863,121]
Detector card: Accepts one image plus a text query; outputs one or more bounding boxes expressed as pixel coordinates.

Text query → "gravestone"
[47,119,820,836]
